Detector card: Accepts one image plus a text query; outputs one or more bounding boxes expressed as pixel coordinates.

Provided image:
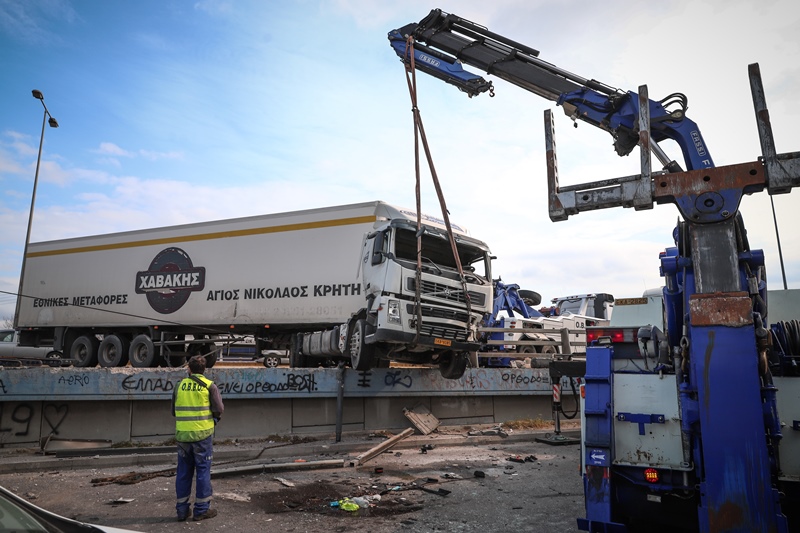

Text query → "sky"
[1,0,799,323]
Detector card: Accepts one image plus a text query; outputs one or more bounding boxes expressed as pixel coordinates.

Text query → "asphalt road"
[0,429,586,532]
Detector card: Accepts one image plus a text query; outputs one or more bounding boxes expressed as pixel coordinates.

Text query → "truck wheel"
[98,335,130,367]
[263,355,280,368]
[129,335,157,367]
[203,346,218,368]
[71,335,99,367]
[349,319,375,371]
[539,345,557,355]
[188,342,217,368]
[439,351,468,379]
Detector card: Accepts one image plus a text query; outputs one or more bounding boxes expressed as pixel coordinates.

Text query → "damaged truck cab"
[301,205,493,379]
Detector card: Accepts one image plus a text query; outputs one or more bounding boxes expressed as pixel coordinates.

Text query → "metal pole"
[14,93,56,328]
[770,196,788,290]
[335,363,345,442]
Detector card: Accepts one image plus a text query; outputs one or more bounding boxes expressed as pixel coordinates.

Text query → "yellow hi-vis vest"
[175,375,215,442]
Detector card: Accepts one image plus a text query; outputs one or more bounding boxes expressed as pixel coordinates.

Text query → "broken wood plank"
[350,428,415,466]
[211,459,344,479]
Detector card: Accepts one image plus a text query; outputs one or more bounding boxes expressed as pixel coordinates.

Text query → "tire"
[188,342,217,368]
[44,351,65,367]
[349,319,375,371]
[98,335,130,367]
[439,351,468,379]
[539,345,558,355]
[518,290,542,306]
[263,356,280,368]
[206,351,218,368]
[129,335,157,368]
[518,345,536,354]
[71,335,99,367]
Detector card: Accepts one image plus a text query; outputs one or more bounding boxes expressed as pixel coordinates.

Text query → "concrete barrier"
[0,366,577,446]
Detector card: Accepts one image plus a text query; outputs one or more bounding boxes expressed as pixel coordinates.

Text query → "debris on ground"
[216,492,251,502]
[467,426,509,438]
[107,497,134,505]
[91,468,175,486]
[506,454,538,463]
[403,404,441,435]
[351,428,415,466]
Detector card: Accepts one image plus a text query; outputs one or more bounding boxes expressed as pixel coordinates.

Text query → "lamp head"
[32,90,44,100]
[48,117,59,128]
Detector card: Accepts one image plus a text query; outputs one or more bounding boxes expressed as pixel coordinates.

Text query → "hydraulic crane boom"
[389,8,713,173]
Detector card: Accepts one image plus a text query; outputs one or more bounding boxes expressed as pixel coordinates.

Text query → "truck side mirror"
[371,231,386,265]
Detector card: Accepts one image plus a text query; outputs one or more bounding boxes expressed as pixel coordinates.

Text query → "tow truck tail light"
[644,468,660,483]
[586,328,638,344]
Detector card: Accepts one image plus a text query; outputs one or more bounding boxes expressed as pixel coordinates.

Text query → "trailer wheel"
[129,335,158,367]
[439,351,468,379]
[71,335,99,367]
[98,335,130,367]
[349,319,375,371]
[194,344,218,368]
[184,340,217,368]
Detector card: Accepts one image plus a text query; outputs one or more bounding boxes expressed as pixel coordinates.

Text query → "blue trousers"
[175,436,214,518]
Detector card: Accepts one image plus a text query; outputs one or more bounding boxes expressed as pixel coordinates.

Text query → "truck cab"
[353,207,493,377]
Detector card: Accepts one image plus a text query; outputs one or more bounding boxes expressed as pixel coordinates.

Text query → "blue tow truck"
[389,9,800,531]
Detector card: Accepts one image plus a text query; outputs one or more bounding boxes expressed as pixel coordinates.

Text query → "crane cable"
[401,35,473,347]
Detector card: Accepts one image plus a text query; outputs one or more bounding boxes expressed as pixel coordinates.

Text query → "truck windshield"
[393,227,489,281]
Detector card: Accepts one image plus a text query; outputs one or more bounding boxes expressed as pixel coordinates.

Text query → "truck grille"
[417,324,470,342]
[406,278,486,307]
[406,304,469,323]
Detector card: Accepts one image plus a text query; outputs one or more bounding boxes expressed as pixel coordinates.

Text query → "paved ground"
[0,427,586,532]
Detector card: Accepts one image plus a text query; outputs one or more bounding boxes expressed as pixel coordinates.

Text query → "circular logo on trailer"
[135,247,206,314]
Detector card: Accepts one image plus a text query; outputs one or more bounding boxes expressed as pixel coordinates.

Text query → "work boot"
[193,508,218,521]
[177,513,190,522]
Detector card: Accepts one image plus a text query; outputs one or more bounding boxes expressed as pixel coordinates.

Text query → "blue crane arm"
[389,9,714,171]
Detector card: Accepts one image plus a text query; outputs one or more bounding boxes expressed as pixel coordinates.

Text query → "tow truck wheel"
[129,335,157,368]
[439,351,468,379]
[98,335,130,367]
[349,319,375,371]
[71,335,99,367]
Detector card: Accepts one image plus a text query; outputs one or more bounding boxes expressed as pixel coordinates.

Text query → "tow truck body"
[483,289,614,367]
[389,9,800,531]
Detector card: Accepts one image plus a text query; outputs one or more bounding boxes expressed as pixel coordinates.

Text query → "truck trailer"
[15,201,493,378]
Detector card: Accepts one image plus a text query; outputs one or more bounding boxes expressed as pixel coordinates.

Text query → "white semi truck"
[15,201,493,378]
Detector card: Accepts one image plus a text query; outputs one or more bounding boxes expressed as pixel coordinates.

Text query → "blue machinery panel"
[0,367,564,401]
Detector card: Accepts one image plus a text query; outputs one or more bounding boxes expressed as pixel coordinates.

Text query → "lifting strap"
[400,35,473,346]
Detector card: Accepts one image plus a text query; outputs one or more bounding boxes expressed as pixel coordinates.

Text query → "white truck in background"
[15,201,493,378]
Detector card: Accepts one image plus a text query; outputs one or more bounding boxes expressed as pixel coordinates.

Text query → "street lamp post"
[13,90,59,329]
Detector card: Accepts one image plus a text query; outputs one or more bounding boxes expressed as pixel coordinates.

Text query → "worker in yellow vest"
[172,355,224,521]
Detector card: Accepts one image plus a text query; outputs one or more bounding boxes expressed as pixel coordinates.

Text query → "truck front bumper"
[370,327,480,352]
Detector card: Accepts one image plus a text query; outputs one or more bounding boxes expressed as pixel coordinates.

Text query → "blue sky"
[2,0,799,322]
